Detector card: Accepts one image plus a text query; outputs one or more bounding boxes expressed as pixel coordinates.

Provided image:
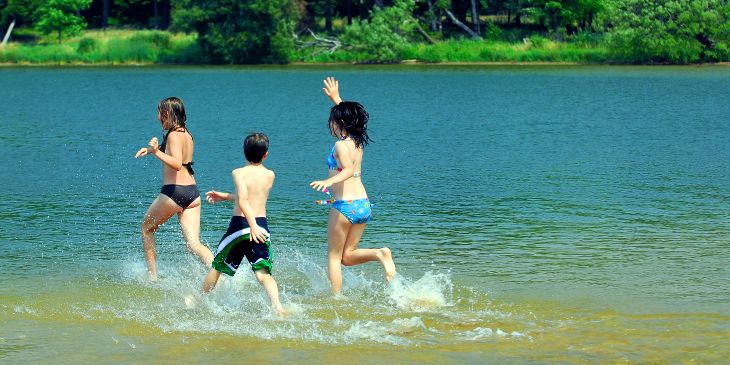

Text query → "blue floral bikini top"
[326,139,361,177]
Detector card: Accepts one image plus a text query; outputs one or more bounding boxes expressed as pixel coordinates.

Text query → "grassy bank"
[301,38,610,64]
[0,29,612,65]
[0,29,206,65]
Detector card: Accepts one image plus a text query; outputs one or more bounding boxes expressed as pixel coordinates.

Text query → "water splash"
[387,271,454,311]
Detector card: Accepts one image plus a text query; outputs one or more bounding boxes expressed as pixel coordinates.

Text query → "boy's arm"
[310,142,354,191]
[232,170,267,243]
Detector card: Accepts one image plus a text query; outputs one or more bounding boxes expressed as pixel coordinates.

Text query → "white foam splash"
[387,271,453,311]
[345,317,426,345]
[462,327,530,341]
[104,251,507,346]
[12,305,35,315]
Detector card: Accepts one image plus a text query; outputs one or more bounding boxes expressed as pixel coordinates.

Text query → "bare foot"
[148,271,158,281]
[377,247,397,282]
[274,306,287,317]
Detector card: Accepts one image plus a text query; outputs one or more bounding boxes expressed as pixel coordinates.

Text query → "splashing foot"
[377,247,397,282]
[274,306,287,318]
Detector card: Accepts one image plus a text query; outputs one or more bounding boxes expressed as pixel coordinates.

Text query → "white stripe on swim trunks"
[214,226,270,256]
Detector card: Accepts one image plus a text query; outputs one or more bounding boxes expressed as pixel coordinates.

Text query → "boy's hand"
[134,147,150,158]
[322,77,342,105]
[310,180,331,192]
[249,224,268,243]
[206,190,229,204]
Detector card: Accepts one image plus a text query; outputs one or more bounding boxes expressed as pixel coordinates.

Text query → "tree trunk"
[152,0,159,29]
[426,0,438,31]
[325,0,333,32]
[2,19,16,47]
[588,12,594,32]
[163,0,171,29]
[515,11,521,26]
[101,0,109,28]
[414,22,436,44]
[346,0,352,25]
[507,9,511,26]
[444,9,481,39]
[470,0,480,35]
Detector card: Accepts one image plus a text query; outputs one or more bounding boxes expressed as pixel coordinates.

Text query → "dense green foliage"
[172,0,298,63]
[338,0,417,62]
[608,0,730,63]
[34,0,91,43]
[2,0,730,64]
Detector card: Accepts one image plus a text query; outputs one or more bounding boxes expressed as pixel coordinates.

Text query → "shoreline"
[2,60,729,67]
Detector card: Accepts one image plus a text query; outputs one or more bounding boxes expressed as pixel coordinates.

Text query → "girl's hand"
[148,137,159,153]
[205,190,228,204]
[249,224,268,243]
[134,147,149,158]
[322,77,342,105]
[310,180,331,192]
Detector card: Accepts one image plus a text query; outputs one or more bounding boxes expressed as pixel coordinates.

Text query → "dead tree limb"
[444,9,481,39]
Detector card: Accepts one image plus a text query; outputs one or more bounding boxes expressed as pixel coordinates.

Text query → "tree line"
[2,0,729,64]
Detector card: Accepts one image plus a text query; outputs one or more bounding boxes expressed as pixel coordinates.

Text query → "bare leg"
[327,209,350,295]
[341,223,397,282]
[141,195,180,280]
[254,270,285,315]
[178,198,213,268]
[202,269,221,293]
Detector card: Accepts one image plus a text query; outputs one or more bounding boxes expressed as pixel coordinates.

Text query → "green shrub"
[528,35,549,48]
[130,31,171,49]
[340,0,416,63]
[76,37,96,53]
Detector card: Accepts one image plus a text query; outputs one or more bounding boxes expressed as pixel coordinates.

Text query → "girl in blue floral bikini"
[310,77,397,295]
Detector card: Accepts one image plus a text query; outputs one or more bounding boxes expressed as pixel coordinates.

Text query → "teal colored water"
[1,66,728,363]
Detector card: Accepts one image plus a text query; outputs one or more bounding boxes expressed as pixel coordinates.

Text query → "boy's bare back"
[231,165,275,218]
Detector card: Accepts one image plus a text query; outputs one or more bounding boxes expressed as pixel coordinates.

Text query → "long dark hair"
[328,101,372,148]
[158,97,187,132]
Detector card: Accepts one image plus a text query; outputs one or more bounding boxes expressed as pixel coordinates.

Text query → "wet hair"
[244,132,269,163]
[158,97,187,131]
[329,101,372,148]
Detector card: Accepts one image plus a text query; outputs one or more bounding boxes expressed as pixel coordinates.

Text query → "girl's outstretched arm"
[134,137,157,158]
[323,76,342,105]
[310,142,355,191]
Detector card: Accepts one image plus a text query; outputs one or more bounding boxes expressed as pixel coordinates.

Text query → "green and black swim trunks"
[212,216,272,276]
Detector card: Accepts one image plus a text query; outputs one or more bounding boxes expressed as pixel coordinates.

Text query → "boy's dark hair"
[329,101,372,148]
[243,133,269,163]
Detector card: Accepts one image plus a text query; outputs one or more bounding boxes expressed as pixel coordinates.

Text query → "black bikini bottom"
[160,184,200,209]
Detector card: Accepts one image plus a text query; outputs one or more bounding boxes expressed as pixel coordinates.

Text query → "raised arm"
[232,170,267,243]
[323,76,342,105]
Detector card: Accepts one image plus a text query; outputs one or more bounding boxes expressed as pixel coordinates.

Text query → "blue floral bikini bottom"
[331,198,372,224]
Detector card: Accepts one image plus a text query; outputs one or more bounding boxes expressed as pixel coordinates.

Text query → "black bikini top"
[160,128,195,175]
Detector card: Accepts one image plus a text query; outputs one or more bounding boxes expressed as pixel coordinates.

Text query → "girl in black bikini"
[134,97,214,280]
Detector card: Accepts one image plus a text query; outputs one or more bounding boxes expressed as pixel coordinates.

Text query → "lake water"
[1,65,728,363]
